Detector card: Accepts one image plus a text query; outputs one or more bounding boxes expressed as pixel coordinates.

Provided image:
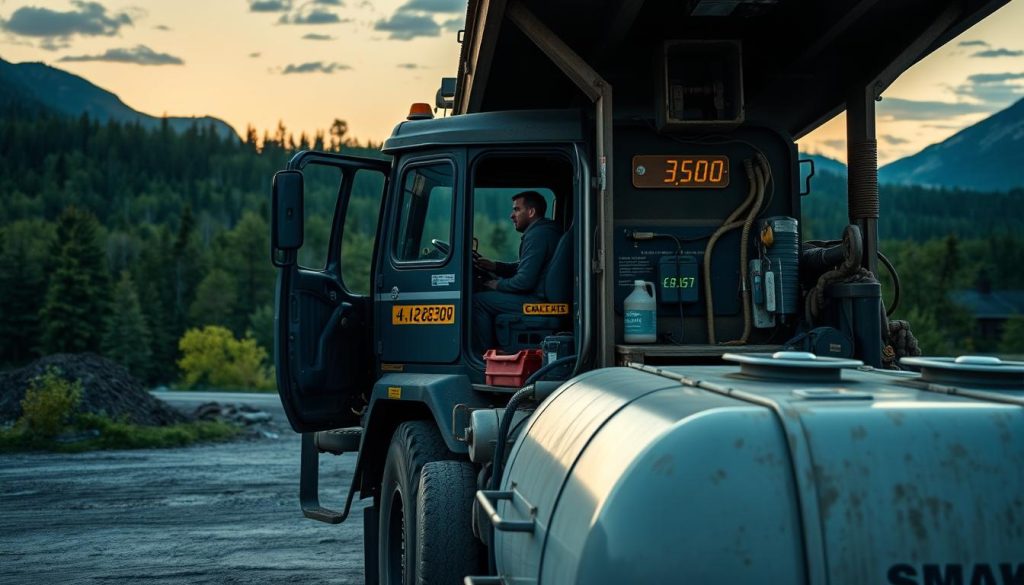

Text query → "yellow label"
[391,304,455,325]
[522,303,570,316]
[387,386,402,399]
[381,363,405,372]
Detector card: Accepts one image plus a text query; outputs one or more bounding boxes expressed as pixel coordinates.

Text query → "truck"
[269,0,1024,583]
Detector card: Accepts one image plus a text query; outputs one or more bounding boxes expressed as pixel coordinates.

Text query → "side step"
[300,428,363,524]
[315,427,362,454]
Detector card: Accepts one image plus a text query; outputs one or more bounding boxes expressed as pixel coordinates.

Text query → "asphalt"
[0,392,367,585]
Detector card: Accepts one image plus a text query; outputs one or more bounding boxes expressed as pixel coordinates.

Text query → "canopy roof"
[455,0,1008,138]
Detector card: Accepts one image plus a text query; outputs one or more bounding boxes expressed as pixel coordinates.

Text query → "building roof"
[952,289,1024,319]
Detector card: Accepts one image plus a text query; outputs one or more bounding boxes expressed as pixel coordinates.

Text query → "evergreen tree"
[102,271,153,378]
[39,207,110,353]
[1000,315,1024,355]
[189,268,238,329]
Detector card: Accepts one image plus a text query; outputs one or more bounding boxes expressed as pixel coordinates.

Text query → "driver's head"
[510,191,547,233]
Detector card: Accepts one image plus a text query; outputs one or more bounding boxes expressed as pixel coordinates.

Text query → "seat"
[495,226,573,352]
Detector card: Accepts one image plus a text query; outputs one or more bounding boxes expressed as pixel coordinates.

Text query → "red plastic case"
[483,349,544,387]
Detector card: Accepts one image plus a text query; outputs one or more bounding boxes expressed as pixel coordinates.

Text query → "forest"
[1,107,1022,389]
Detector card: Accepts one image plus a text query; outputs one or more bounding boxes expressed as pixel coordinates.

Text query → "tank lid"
[900,355,1024,388]
[723,352,863,383]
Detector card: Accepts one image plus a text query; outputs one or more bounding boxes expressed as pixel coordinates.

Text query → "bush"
[18,367,82,438]
[177,325,275,390]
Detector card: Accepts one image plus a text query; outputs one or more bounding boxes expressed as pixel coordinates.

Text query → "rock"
[0,353,187,427]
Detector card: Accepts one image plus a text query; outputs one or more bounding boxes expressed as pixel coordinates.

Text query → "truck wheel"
[378,421,451,585]
[416,461,483,584]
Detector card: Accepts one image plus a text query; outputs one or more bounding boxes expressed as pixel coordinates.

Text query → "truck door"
[376,153,464,364]
[272,152,390,432]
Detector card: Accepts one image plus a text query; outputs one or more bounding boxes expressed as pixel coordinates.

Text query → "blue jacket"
[494,218,561,298]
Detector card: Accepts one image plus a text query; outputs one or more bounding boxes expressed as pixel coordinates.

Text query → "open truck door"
[272,151,390,432]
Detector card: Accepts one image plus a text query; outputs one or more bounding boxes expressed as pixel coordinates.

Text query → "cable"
[704,158,757,344]
[723,154,768,345]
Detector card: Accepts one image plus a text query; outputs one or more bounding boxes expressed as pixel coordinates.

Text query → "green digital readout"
[662,276,697,289]
[658,255,699,303]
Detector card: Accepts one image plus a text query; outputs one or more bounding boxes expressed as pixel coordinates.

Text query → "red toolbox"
[483,349,544,387]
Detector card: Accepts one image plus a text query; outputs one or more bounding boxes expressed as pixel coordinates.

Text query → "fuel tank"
[491,354,1024,584]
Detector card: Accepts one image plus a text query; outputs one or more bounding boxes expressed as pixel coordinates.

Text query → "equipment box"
[484,349,543,387]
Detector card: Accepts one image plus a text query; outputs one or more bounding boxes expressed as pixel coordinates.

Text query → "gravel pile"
[0,353,187,426]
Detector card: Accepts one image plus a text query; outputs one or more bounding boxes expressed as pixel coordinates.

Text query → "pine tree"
[39,207,110,354]
[102,271,153,378]
[189,268,238,329]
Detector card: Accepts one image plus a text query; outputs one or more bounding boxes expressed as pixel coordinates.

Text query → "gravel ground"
[0,415,368,584]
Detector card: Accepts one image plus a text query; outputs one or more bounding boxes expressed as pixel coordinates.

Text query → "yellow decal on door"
[391,304,456,325]
[522,303,570,316]
[387,386,402,399]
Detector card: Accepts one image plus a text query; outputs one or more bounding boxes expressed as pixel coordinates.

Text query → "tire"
[378,421,452,585]
[416,461,484,584]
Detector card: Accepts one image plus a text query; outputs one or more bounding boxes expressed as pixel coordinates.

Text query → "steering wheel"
[430,238,451,256]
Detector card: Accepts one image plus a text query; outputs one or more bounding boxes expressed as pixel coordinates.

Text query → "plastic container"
[484,349,544,387]
[624,280,657,343]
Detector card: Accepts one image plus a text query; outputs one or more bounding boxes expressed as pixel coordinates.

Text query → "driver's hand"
[484,279,498,290]
[475,257,496,272]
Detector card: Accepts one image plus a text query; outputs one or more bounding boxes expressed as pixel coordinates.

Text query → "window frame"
[388,157,458,269]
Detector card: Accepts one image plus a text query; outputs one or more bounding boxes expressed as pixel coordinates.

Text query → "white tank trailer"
[470,354,1024,584]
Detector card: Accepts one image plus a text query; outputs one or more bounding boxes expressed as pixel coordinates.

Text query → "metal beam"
[455,0,508,114]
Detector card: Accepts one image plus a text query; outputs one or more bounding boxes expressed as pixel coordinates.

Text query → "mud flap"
[363,504,379,584]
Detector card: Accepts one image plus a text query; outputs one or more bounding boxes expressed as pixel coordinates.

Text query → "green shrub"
[18,367,82,438]
[177,325,275,391]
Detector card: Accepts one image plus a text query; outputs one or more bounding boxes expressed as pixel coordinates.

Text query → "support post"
[506,1,615,367]
[846,86,879,277]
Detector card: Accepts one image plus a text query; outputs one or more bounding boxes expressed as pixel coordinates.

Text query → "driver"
[472,191,561,353]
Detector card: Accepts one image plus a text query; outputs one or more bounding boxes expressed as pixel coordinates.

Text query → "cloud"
[880,135,910,146]
[302,33,334,40]
[249,52,262,58]
[0,1,132,38]
[441,17,462,32]
[278,7,344,24]
[876,97,993,120]
[250,0,291,12]
[59,44,184,65]
[396,63,420,69]
[154,24,171,31]
[971,48,1024,58]
[952,72,1024,106]
[958,40,989,47]
[823,139,845,151]
[399,0,464,13]
[282,61,350,74]
[313,0,344,5]
[374,12,440,40]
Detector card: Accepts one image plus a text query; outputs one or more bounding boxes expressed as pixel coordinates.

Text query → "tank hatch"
[723,351,862,383]
[901,355,1024,388]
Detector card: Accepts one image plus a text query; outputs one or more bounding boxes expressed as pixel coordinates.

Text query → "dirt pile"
[0,353,187,426]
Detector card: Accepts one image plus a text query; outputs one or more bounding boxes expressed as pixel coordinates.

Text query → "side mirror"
[272,170,304,264]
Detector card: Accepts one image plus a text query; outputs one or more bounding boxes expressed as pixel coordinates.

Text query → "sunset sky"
[1,0,1022,164]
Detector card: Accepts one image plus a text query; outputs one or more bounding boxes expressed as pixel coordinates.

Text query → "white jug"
[623,280,657,343]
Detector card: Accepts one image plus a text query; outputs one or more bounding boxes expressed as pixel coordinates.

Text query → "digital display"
[632,155,730,189]
[662,276,697,289]
[658,255,699,304]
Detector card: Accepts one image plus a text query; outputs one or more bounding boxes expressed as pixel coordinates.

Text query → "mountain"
[879,97,1024,192]
[800,153,847,177]
[0,57,238,141]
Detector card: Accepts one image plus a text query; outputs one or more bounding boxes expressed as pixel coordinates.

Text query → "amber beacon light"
[407,103,434,120]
